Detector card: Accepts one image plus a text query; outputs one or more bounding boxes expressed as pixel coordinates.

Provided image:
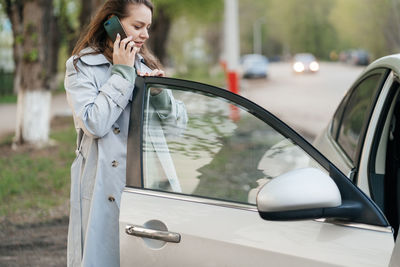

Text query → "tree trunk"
[43,3,61,91]
[6,0,57,147]
[5,0,23,95]
[79,0,105,30]
[147,6,171,65]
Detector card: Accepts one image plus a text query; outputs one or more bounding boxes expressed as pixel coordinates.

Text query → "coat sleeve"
[64,57,135,138]
[150,89,188,137]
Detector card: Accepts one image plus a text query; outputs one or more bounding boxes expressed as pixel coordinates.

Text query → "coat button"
[112,160,119,167]
[113,127,120,134]
[108,196,115,202]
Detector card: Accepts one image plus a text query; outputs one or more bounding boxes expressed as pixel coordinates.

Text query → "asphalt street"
[240,62,365,141]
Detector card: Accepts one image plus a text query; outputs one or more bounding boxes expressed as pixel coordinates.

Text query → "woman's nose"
[141,29,149,39]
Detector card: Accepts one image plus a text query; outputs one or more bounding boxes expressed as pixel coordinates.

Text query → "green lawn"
[0,117,76,222]
[0,94,17,104]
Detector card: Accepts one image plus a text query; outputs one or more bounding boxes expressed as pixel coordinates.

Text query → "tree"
[265,0,337,59]
[149,0,222,64]
[330,0,400,58]
[3,0,60,147]
[79,0,104,29]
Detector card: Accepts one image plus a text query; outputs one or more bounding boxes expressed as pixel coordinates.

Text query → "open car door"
[120,76,394,266]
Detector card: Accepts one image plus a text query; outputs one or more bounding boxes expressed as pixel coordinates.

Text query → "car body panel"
[120,189,393,267]
[313,127,354,177]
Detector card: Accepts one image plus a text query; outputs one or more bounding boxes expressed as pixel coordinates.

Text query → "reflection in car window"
[337,74,381,162]
[142,85,325,205]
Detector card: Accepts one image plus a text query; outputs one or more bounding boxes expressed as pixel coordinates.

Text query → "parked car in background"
[349,49,370,65]
[314,54,400,237]
[292,53,319,73]
[118,60,400,265]
[240,54,269,78]
[339,49,370,66]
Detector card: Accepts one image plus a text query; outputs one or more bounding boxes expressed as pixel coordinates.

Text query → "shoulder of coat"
[136,54,152,73]
[77,47,111,66]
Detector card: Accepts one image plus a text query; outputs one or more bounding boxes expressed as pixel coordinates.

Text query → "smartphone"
[104,16,128,42]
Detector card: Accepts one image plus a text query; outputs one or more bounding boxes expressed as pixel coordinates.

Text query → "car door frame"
[329,68,390,182]
[126,76,390,227]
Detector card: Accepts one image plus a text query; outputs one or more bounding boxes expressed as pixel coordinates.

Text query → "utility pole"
[224,0,240,95]
[253,17,265,55]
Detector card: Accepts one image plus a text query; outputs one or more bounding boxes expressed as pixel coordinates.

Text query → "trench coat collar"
[78,47,145,66]
[78,47,110,66]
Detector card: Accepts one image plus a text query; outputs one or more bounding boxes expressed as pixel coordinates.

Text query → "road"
[240,62,365,141]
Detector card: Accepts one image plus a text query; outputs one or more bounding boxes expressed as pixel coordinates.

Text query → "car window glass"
[331,97,347,139]
[142,85,325,205]
[337,74,381,162]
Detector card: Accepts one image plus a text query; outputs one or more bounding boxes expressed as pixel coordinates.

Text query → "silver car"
[240,54,269,78]
[314,54,400,237]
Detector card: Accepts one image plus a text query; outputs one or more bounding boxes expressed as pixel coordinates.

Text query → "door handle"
[125,225,181,243]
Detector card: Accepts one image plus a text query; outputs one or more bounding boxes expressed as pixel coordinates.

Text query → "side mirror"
[257,168,348,221]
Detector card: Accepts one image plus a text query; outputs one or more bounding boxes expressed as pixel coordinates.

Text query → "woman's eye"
[134,25,141,30]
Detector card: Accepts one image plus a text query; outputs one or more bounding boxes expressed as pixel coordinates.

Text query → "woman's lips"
[135,42,144,47]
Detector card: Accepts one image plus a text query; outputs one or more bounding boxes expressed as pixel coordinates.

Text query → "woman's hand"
[138,69,165,95]
[113,34,138,67]
[138,69,165,77]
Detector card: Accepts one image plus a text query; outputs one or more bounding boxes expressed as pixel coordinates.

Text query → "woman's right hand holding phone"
[113,34,138,67]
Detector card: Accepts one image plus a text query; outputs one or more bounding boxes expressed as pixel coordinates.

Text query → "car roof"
[294,53,316,60]
[364,54,400,75]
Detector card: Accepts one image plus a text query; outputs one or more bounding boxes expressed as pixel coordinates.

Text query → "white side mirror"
[257,168,342,220]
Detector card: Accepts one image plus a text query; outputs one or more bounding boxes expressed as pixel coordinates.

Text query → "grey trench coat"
[64,47,187,267]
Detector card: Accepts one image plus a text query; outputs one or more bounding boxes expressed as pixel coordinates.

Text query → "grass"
[0,94,18,104]
[0,89,64,105]
[0,117,76,222]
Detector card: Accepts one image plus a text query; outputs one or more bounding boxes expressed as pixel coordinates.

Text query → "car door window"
[337,74,383,162]
[142,84,325,205]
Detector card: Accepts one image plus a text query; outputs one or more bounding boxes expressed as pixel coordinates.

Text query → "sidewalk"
[0,93,71,139]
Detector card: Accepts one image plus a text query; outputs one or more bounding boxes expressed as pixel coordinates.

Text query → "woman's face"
[120,4,152,49]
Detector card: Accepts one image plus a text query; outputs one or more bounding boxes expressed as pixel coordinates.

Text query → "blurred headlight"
[310,61,319,72]
[293,62,305,73]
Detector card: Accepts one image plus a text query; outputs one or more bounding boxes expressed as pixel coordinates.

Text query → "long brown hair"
[72,0,162,70]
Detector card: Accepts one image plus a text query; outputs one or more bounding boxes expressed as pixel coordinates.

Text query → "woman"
[64,0,185,266]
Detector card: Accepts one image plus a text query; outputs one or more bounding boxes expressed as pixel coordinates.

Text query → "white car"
[292,53,320,73]
[119,67,400,266]
[240,54,269,78]
[314,54,400,235]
